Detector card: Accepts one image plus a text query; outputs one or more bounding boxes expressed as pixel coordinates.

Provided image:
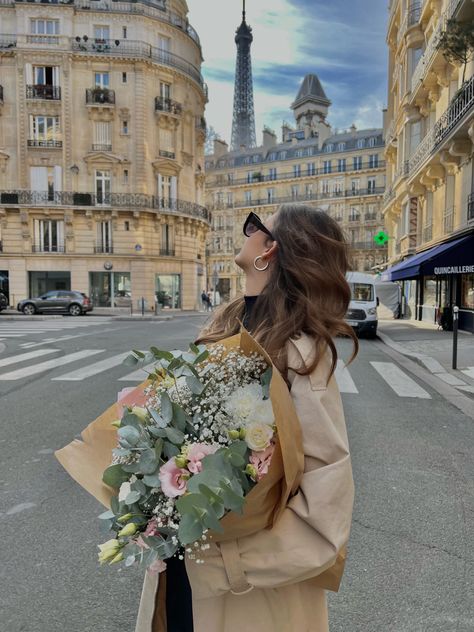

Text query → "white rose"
[118,481,131,503]
[244,422,274,452]
[253,398,274,426]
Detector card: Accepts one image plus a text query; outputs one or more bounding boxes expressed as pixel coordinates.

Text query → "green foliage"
[437,18,474,84]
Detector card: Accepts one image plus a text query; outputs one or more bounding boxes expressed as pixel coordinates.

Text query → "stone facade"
[205,74,387,302]
[0,0,209,311]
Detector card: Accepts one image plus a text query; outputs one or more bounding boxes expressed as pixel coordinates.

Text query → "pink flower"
[136,534,167,575]
[187,443,219,474]
[159,459,188,498]
[148,558,167,575]
[144,518,159,537]
[249,442,275,482]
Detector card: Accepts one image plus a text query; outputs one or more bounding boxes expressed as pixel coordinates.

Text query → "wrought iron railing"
[85,87,116,105]
[209,187,385,210]
[195,116,207,132]
[26,35,59,45]
[92,144,112,152]
[27,139,62,148]
[365,213,378,221]
[160,248,175,256]
[32,244,65,253]
[26,85,61,100]
[350,241,386,250]
[467,193,474,221]
[0,190,211,223]
[72,38,205,91]
[94,243,113,254]
[159,150,175,159]
[443,207,454,234]
[155,96,182,115]
[0,36,16,49]
[209,160,386,187]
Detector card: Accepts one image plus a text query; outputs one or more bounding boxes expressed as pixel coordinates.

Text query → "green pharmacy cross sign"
[374,231,389,246]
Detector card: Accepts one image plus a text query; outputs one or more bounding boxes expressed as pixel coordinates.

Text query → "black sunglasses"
[243,212,275,240]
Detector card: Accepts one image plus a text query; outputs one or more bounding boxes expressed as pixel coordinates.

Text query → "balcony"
[159,150,176,159]
[468,193,474,222]
[32,244,65,253]
[86,87,115,105]
[408,3,422,26]
[365,213,378,221]
[0,37,16,50]
[196,116,207,133]
[27,139,62,148]
[94,243,113,254]
[443,206,454,234]
[26,85,61,100]
[348,216,360,222]
[92,144,112,152]
[160,248,175,256]
[154,96,182,116]
[72,38,205,93]
[0,190,211,223]
[349,241,386,250]
[26,35,60,45]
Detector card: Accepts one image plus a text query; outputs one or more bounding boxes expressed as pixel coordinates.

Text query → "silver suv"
[17,290,93,316]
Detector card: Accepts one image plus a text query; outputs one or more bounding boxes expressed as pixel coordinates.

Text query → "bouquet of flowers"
[97,340,275,572]
[55,330,346,592]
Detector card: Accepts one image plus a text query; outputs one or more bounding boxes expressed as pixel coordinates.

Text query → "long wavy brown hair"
[197,204,358,381]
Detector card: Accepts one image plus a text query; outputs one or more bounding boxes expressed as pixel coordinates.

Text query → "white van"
[345,272,378,338]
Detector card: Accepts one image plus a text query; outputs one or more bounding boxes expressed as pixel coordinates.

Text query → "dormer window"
[368,137,376,147]
[337,142,346,151]
[357,138,365,148]
[252,155,259,163]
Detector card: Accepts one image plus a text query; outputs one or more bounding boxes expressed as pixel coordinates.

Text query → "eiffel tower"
[230,0,257,150]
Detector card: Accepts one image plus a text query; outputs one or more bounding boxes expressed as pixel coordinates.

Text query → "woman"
[136,204,357,632]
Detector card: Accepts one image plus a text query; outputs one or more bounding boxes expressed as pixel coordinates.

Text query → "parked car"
[0,292,8,312]
[113,290,132,308]
[17,290,93,316]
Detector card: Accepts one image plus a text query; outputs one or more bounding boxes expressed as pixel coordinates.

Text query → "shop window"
[156,274,181,309]
[423,276,437,306]
[29,271,70,296]
[89,271,130,307]
[461,274,474,309]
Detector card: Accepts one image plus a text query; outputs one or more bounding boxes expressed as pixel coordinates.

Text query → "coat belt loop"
[218,540,254,595]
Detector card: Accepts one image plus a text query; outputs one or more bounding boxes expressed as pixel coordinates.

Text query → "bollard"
[452,305,459,370]
[141,297,145,316]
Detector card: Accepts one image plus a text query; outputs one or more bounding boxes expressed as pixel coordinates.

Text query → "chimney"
[213,138,229,158]
[350,123,357,135]
[262,126,277,149]
[282,122,292,142]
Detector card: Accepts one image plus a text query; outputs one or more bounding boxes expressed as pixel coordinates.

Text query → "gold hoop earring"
[253,256,269,271]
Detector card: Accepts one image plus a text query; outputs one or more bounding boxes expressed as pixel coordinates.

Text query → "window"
[122,120,129,134]
[158,35,171,52]
[158,174,177,207]
[227,173,234,183]
[295,149,304,158]
[122,72,127,83]
[461,274,474,309]
[97,220,112,253]
[156,274,181,309]
[410,46,423,77]
[226,237,233,251]
[160,82,171,100]
[94,26,110,42]
[30,19,59,36]
[323,160,332,174]
[307,162,316,176]
[322,180,329,194]
[122,26,127,39]
[269,167,277,180]
[324,143,334,152]
[334,179,343,196]
[269,152,277,161]
[30,166,61,201]
[267,188,275,203]
[293,164,301,177]
[245,190,252,204]
[243,156,250,164]
[368,154,379,168]
[124,220,130,231]
[357,138,365,148]
[367,177,376,193]
[353,156,362,170]
[28,65,60,93]
[305,184,314,199]
[159,128,174,157]
[351,179,360,194]
[349,207,360,221]
[368,137,376,147]
[95,72,109,88]
[123,169,129,184]
[246,172,253,183]
[33,219,64,252]
[291,185,299,200]
[93,121,112,150]
[279,151,287,160]
[227,192,233,206]
[30,115,60,142]
[161,223,174,255]
[337,142,346,151]
[252,155,259,163]
[410,120,421,155]
[95,170,111,205]
[338,158,346,172]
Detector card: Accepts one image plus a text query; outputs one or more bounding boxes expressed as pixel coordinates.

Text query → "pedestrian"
[136,204,358,632]
[201,290,208,311]
[207,291,213,311]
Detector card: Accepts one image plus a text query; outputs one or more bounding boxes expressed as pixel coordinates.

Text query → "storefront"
[89,271,131,307]
[382,232,474,332]
[0,271,9,302]
[155,274,181,309]
[29,271,71,297]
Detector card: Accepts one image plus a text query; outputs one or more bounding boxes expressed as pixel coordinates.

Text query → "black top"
[243,295,259,330]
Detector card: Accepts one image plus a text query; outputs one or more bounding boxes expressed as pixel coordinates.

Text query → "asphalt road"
[0,314,472,632]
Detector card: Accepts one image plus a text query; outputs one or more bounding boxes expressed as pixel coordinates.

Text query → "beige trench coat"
[135,333,355,632]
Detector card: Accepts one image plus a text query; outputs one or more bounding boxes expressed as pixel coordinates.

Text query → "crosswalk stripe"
[118,363,156,382]
[370,361,431,399]
[52,352,129,381]
[0,348,60,368]
[335,360,359,393]
[0,349,105,380]
[461,367,474,380]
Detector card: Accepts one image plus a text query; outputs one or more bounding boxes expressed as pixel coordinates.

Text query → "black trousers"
[165,555,194,632]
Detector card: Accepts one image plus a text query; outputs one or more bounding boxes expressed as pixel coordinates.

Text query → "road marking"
[0,348,60,368]
[370,361,431,399]
[18,326,125,348]
[461,367,474,380]
[0,349,104,380]
[436,373,467,386]
[52,352,129,381]
[335,360,359,393]
[118,363,156,382]
[5,502,37,515]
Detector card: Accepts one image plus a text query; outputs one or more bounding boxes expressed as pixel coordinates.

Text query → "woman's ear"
[263,240,278,261]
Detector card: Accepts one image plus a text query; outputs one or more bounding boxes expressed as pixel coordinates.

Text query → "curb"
[113,316,173,322]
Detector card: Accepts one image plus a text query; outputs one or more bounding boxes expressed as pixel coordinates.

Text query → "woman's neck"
[244,272,266,296]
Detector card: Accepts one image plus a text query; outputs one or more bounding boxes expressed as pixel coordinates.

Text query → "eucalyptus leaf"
[120,413,142,431]
[260,366,273,400]
[149,408,167,428]
[221,482,245,513]
[171,404,187,431]
[160,392,173,424]
[165,426,185,445]
[150,347,174,362]
[132,479,147,495]
[103,464,130,488]
[118,425,141,446]
[125,490,141,505]
[177,510,204,545]
[154,438,164,461]
[193,350,209,365]
[163,441,180,459]
[121,461,141,474]
[143,472,162,488]
[111,495,120,514]
[125,555,136,567]
[138,448,159,474]
[186,375,205,395]
[98,509,115,520]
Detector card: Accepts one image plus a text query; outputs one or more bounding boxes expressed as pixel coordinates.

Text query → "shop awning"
[381,233,474,281]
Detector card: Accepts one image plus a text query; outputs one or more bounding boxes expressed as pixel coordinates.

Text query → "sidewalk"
[377,318,474,394]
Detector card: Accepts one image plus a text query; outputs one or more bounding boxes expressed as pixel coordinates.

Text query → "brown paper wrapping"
[55,330,346,593]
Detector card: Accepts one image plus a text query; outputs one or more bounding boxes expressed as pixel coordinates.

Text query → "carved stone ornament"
[0,151,10,173]
[151,158,182,177]
[83,151,129,176]
[181,151,193,167]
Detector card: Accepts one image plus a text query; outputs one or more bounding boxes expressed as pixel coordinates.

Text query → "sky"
[187,0,389,147]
